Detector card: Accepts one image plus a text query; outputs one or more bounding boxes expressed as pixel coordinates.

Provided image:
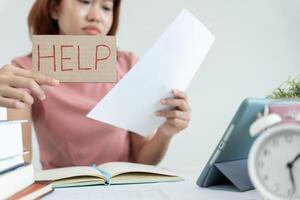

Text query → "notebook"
[35,162,183,188]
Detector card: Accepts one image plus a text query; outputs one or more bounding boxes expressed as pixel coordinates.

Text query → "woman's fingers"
[157,89,191,121]
[11,65,59,86]
[160,98,191,112]
[159,89,191,111]
[0,86,34,105]
[156,110,190,121]
[0,64,59,109]
[0,96,25,109]
[0,64,59,99]
[172,89,187,99]
[3,75,46,100]
[156,90,191,133]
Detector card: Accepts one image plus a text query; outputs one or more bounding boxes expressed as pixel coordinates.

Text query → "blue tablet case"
[196,98,267,191]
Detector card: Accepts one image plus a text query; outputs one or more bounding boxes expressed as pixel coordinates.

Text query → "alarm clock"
[248,104,300,200]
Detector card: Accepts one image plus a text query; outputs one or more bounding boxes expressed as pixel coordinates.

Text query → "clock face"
[250,124,300,200]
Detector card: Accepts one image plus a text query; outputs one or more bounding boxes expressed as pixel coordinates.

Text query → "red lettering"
[60,45,73,71]
[37,42,113,73]
[37,45,56,71]
[77,46,92,71]
[95,45,111,70]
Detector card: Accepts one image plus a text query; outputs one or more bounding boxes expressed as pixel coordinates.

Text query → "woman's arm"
[130,89,191,165]
[130,131,173,165]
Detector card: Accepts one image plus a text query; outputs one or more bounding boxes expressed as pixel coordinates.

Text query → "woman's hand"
[156,89,191,138]
[0,64,59,109]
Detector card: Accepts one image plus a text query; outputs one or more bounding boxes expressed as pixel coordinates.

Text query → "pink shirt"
[12,51,138,169]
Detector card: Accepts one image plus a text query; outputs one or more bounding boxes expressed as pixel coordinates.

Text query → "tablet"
[196,97,267,189]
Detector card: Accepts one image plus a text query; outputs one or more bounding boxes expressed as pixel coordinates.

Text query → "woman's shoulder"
[117,50,139,71]
[11,54,32,70]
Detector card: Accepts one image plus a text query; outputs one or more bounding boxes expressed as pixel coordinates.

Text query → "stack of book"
[0,107,53,199]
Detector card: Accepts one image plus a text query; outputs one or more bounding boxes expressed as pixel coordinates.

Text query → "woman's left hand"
[156,89,191,137]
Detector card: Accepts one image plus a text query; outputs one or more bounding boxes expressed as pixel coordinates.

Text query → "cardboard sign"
[32,35,117,82]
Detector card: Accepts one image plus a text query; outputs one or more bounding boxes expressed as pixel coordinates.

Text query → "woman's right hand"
[0,64,59,109]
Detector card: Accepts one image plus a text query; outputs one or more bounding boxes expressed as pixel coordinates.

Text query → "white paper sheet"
[87,9,215,136]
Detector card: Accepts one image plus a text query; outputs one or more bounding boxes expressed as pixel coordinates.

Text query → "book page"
[98,162,178,178]
[35,166,104,181]
[53,177,105,188]
[110,173,183,185]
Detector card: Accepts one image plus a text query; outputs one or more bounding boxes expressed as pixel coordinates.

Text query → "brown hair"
[28,0,121,35]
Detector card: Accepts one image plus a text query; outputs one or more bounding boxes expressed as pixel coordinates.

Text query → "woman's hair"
[28,0,121,35]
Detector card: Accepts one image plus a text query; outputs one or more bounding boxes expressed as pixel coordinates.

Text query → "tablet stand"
[205,159,254,192]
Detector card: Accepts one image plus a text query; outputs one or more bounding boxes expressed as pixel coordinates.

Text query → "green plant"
[267,76,300,99]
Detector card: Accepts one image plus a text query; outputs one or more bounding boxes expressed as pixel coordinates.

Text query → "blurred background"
[1,0,300,171]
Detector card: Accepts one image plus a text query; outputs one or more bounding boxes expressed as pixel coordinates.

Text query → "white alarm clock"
[248,105,300,200]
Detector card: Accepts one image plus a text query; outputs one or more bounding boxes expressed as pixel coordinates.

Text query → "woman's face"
[51,0,114,35]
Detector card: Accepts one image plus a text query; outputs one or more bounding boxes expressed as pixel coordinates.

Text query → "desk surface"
[42,165,260,200]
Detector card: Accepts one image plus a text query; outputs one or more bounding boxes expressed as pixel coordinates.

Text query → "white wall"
[1,0,300,171]
[0,0,34,66]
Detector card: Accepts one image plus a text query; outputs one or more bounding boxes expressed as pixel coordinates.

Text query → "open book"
[35,162,183,188]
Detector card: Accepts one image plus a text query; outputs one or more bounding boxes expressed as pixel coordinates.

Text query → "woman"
[0,0,191,169]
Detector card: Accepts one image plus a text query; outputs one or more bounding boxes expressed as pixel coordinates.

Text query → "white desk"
[42,165,261,200]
